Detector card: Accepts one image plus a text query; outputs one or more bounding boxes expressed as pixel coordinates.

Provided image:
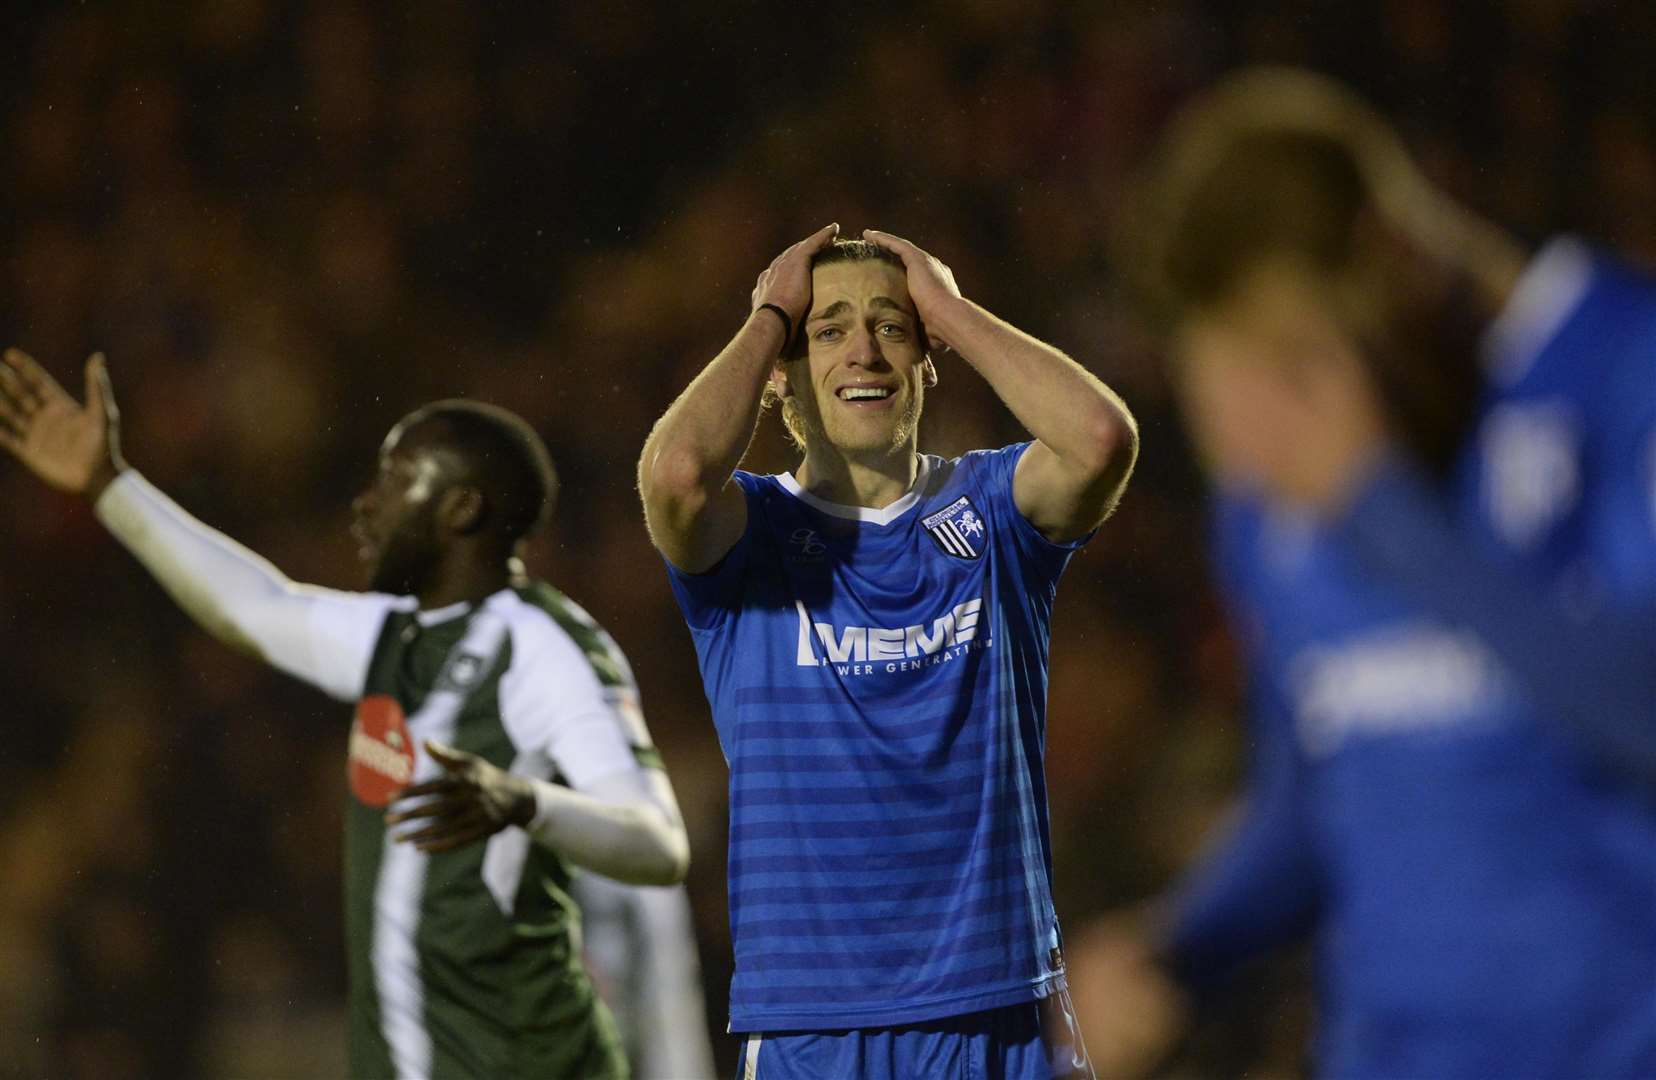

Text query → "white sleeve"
[94,470,399,701]
[495,609,649,791]
[494,599,687,884]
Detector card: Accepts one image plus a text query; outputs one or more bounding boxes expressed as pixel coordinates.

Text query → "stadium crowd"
[2,1,1652,1075]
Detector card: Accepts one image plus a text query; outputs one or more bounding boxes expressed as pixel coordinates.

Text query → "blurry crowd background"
[2,2,1653,1076]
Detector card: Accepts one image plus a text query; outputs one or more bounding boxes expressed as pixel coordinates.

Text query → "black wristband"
[755,303,793,353]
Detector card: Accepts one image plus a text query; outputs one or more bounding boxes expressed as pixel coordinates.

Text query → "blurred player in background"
[572,872,718,1080]
[639,225,1137,1079]
[0,347,691,1079]
[1076,68,1656,1078]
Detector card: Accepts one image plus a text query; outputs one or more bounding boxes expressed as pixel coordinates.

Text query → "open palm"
[0,348,122,496]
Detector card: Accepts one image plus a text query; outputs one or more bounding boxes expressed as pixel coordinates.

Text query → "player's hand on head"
[861,229,964,351]
[751,223,840,327]
[0,348,124,499]
[386,740,537,853]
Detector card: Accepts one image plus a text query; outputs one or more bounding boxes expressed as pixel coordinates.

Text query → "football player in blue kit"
[638,225,1138,1079]
[1081,68,1656,1079]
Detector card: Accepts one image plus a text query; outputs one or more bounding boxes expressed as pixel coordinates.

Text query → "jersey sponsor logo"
[1479,400,1581,550]
[1288,623,1510,758]
[794,597,990,674]
[923,496,986,559]
[349,694,417,807]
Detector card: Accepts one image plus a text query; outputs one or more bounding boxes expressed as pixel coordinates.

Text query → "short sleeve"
[971,442,1092,585]
[662,470,766,631]
[496,605,651,793]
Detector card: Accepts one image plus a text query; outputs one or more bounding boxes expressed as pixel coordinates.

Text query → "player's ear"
[770,362,794,400]
[439,486,487,535]
[921,356,938,388]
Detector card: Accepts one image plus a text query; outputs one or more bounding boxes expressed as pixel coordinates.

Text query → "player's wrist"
[502,775,538,829]
[751,302,794,355]
[920,294,977,345]
[84,458,125,504]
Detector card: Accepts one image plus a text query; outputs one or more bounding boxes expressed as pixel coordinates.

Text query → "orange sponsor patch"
[348,694,417,808]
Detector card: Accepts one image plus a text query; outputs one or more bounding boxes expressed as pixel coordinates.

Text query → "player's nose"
[847,325,888,367]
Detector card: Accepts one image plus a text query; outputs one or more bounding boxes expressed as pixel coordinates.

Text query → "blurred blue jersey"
[667,444,1085,1033]
[1169,240,1656,1078]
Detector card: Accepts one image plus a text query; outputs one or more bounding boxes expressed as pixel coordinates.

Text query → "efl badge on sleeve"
[923,496,986,560]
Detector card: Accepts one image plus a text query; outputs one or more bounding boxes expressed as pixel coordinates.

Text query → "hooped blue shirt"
[667,444,1086,1033]
[1169,240,1656,1078]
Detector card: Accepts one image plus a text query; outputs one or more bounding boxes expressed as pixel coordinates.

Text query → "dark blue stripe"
[731,957,1033,998]
[732,681,989,710]
[730,837,1032,891]
[732,742,988,774]
[735,882,1031,939]
[728,825,1024,876]
[732,861,1031,908]
[735,685,926,710]
[738,929,1015,973]
[732,764,1022,804]
[736,830,983,858]
[731,807,996,842]
[738,704,990,741]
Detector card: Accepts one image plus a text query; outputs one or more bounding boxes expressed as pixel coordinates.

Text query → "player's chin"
[829,428,900,455]
[827,414,908,453]
[368,558,420,596]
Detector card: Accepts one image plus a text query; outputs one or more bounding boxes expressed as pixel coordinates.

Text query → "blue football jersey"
[666,443,1085,1033]
[1172,240,1656,1078]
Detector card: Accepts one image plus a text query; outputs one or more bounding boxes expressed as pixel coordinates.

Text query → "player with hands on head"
[1082,67,1656,1079]
[0,345,691,1080]
[639,225,1137,1080]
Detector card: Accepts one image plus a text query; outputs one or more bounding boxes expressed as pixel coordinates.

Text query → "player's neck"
[795,443,920,510]
[415,556,513,612]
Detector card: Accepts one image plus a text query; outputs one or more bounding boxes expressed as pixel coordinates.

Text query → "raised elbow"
[636,818,691,886]
[656,834,692,886]
[639,445,714,520]
[1081,397,1140,480]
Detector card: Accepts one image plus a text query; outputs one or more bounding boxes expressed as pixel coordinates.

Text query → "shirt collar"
[1481,237,1594,387]
[776,454,933,526]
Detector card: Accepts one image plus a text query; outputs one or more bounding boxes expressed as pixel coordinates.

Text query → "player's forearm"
[94,470,313,662]
[1160,799,1321,989]
[638,312,785,519]
[1339,457,1656,786]
[523,777,690,886]
[932,298,1138,477]
[1160,687,1322,988]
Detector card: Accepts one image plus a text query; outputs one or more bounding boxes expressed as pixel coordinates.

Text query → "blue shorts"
[732,990,1094,1080]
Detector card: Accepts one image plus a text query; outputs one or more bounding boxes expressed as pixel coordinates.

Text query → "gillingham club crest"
[923,496,987,560]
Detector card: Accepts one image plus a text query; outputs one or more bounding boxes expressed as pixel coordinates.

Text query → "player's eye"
[814,326,843,342]
[878,322,905,337]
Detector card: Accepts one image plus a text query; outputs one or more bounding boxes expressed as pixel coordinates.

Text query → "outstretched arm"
[0,347,390,701]
[638,224,839,573]
[863,230,1139,542]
